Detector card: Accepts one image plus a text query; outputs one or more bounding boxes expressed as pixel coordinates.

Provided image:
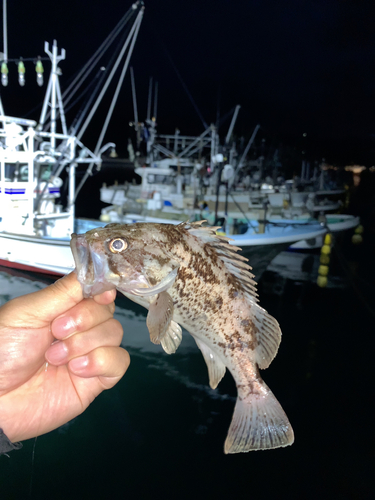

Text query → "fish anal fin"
[161,320,182,354]
[253,305,282,369]
[224,385,294,453]
[146,291,174,344]
[195,338,226,389]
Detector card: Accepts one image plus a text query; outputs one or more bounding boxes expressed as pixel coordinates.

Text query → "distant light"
[344,165,366,174]
[303,133,307,137]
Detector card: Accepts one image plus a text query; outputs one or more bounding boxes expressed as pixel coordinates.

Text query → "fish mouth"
[70,233,115,298]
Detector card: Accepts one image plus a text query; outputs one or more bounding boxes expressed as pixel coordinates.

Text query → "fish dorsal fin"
[183,221,258,302]
[253,304,282,369]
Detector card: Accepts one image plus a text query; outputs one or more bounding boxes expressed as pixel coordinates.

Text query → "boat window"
[147,174,174,185]
[39,165,53,181]
[1,163,28,181]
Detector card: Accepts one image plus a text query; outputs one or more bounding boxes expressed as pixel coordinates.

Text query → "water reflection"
[0,246,373,500]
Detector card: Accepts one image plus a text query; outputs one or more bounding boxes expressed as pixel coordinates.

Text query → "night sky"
[2,0,375,166]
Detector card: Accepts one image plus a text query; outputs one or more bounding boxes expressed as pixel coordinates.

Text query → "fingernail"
[52,316,77,337]
[45,341,68,364]
[69,356,89,373]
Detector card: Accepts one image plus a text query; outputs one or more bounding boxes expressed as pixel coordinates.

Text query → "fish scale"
[70,221,294,453]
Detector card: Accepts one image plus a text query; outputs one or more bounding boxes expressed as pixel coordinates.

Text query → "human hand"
[0,272,129,444]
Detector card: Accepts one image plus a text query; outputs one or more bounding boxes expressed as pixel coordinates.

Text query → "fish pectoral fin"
[194,338,226,389]
[130,268,178,297]
[224,383,294,454]
[161,321,182,354]
[146,291,174,344]
[253,304,282,369]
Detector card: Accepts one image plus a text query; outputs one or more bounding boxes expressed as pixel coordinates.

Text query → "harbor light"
[1,61,8,86]
[18,60,25,86]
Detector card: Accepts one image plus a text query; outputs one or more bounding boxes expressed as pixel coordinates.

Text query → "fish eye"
[108,238,128,253]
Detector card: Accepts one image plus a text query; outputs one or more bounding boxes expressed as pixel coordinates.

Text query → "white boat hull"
[0,232,74,275]
[290,214,360,250]
[0,217,327,278]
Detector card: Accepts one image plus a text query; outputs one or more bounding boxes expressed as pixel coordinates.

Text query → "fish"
[70,221,294,453]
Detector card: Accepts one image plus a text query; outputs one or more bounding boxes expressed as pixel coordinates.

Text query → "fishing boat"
[289,213,360,250]
[98,126,327,279]
[100,179,328,277]
[0,2,145,276]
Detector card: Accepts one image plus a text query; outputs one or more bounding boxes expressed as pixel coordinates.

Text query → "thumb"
[3,272,84,328]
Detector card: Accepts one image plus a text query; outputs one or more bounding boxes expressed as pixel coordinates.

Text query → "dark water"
[0,234,374,500]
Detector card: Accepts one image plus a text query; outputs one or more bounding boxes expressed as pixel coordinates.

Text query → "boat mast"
[0,0,7,115]
[232,123,260,183]
[130,66,140,149]
[38,40,67,151]
[225,105,241,146]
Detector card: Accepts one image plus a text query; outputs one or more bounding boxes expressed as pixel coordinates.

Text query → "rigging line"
[217,106,237,129]
[74,10,144,200]
[63,71,100,114]
[67,71,104,135]
[68,26,129,137]
[162,45,208,130]
[43,24,132,130]
[61,7,135,106]
[40,8,134,126]
[76,9,143,142]
[229,192,257,229]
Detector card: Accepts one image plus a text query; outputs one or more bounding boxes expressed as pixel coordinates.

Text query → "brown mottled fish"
[70,221,294,453]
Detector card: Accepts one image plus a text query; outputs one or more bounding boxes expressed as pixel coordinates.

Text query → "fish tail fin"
[224,385,294,454]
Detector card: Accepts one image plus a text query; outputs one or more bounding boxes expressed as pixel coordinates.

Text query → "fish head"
[70,223,180,298]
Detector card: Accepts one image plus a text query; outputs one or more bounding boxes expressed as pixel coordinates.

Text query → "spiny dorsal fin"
[182,221,258,301]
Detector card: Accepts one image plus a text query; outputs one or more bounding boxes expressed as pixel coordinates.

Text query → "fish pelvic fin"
[146,291,174,345]
[224,384,294,454]
[253,304,282,370]
[161,320,182,354]
[194,338,226,389]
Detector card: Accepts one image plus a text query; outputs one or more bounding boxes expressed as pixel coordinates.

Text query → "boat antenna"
[153,80,158,121]
[225,105,241,145]
[130,66,139,128]
[147,76,153,121]
[229,123,260,189]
